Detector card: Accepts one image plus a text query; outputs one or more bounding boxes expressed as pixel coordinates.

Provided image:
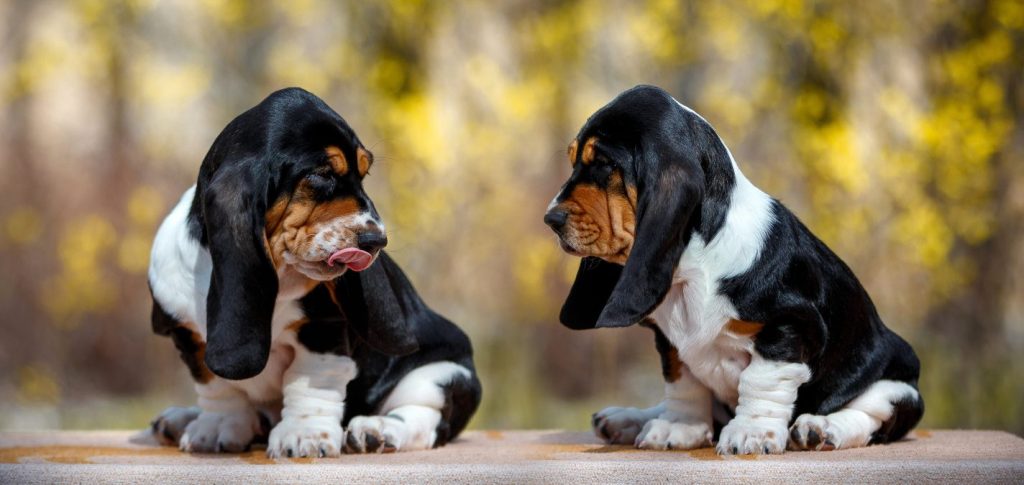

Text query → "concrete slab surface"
[1,429,1022,483]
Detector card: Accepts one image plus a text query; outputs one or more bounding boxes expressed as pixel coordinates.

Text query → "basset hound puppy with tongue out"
[147,87,481,458]
[544,85,923,455]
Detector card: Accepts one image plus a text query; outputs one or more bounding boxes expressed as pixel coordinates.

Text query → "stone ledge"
[1,429,1022,483]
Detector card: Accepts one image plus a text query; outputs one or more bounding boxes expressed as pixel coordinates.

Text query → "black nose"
[357,232,388,253]
[544,210,568,232]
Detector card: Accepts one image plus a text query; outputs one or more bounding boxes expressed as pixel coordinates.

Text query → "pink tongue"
[327,248,374,272]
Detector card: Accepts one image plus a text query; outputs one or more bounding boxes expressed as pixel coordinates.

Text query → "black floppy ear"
[593,132,706,328]
[202,163,278,380]
[333,252,419,356]
[559,257,623,329]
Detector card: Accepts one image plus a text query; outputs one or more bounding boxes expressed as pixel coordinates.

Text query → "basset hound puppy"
[544,85,923,455]
[148,88,481,458]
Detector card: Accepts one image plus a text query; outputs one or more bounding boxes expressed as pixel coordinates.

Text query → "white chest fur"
[649,157,776,408]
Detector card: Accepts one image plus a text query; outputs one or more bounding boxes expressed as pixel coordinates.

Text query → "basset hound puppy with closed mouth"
[544,85,923,455]
[148,87,481,458]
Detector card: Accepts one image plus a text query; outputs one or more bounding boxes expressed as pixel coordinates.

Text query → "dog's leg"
[634,365,715,450]
[594,324,714,449]
[789,380,922,451]
[344,361,478,453]
[179,379,264,453]
[151,406,200,446]
[265,344,357,458]
[592,404,664,445]
[717,354,811,455]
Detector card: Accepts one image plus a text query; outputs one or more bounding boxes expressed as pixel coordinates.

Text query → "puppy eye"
[306,171,336,194]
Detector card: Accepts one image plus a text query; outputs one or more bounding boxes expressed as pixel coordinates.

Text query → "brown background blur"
[1,0,1022,434]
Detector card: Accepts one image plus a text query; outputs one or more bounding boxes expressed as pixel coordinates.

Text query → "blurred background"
[1,0,1022,435]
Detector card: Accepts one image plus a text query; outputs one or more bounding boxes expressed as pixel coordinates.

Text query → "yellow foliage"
[4,207,43,246]
[118,232,152,274]
[126,186,164,228]
[43,215,118,329]
[134,61,211,107]
[513,237,561,319]
[198,0,252,28]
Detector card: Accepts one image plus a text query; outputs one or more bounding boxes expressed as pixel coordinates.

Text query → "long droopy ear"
[592,131,706,328]
[202,162,279,380]
[333,252,419,356]
[559,257,623,329]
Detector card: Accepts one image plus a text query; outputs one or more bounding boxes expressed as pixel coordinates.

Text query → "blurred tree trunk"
[0,0,50,378]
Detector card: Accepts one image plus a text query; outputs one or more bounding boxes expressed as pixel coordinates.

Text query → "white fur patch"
[635,419,713,450]
[346,406,442,453]
[717,356,811,455]
[266,347,358,458]
[790,380,919,451]
[149,185,209,327]
[634,366,715,450]
[344,361,470,453]
[379,361,471,414]
[179,380,262,453]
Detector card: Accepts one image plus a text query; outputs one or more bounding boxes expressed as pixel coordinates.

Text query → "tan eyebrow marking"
[325,146,347,175]
[357,147,373,176]
[568,139,579,166]
[581,136,598,165]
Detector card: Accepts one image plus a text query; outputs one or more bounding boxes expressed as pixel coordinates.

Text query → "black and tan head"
[544,85,734,330]
[188,87,400,379]
[544,135,638,265]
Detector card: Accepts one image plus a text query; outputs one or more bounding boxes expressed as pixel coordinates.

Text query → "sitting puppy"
[147,88,481,457]
[544,85,922,455]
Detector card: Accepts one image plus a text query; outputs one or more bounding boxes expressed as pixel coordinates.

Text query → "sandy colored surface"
[1,429,1022,483]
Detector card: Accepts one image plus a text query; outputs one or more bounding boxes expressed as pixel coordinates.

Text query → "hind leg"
[789,380,921,451]
[592,404,665,445]
[150,406,201,446]
[344,361,479,453]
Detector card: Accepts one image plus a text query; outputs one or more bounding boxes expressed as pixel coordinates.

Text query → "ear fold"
[592,135,706,329]
[559,257,623,329]
[202,164,279,380]
[333,252,419,356]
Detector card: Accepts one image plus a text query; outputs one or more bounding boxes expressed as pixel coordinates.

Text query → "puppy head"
[546,85,729,330]
[195,87,386,379]
[264,143,385,282]
[544,136,638,265]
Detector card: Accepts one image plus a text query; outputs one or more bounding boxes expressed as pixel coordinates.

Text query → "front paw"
[344,416,406,453]
[179,410,262,453]
[635,418,712,450]
[717,416,788,455]
[267,416,343,458]
[591,406,651,444]
[151,406,200,446]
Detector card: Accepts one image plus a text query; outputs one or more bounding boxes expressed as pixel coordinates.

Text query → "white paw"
[344,416,409,453]
[635,418,712,450]
[151,406,200,446]
[788,414,838,451]
[717,416,788,455]
[591,406,653,444]
[179,410,262,453]
[267,416,343,458]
